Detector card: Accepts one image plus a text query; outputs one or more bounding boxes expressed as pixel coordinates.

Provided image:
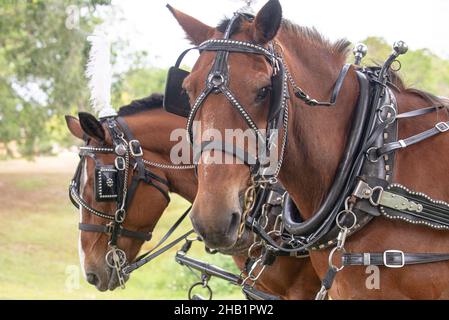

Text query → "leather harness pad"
[380,184,449,229]
[94,165,118,202]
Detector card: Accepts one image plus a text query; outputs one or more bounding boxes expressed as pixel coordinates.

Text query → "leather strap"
[70,183,115,220]
[396,105,442,119]
[123,230,194,275]
[194,140,258,167]
[376,120,449,157]
[329,64,351,105]
[117,117,170,203]
[123,206,193,275]
[199,41,274,60]
[343,250,449,268]
[78,223,152,241]
[242,286,281,300]
[294,63,351,107]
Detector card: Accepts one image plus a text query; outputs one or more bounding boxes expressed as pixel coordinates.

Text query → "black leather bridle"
[167,13,290,182]
[165,12,351,252]
[69,116,170,287]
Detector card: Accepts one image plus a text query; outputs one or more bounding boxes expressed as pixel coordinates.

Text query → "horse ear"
[78,112,105,142]
[253,0,282,43]
[166,4,214,45]
[65,115,84,140]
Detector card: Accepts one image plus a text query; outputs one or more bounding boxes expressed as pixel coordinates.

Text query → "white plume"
[85,33,116,118]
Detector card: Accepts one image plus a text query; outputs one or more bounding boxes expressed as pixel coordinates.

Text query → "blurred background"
[0,0,448,299]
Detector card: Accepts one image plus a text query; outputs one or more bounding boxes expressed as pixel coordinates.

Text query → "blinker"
[94,165,118,202]
[163,66,191,118]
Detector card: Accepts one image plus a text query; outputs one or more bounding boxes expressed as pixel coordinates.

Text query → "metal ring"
[188,282,212,300]
[328,246,346,272]
[273,214,283,234]
[208,74,225,87]
[390,59,402,72]
[365,147,380,163]
[247,241,263,259]
[336,209,357,230]
[258,214,268,230]
[377,104,397,125]
[115,208,126,223]
[369,186,384,206]
[105,250,115,268]
[105,248,127,268]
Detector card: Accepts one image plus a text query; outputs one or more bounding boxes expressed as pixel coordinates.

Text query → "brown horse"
[65,94,320,298]
[168,0,449,299]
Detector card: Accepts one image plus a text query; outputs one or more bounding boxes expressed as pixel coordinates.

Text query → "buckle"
[105,222,114,234]
[114,156,126,171]
[129,140,143,157]
[383,250,405,268]
[435,122,449,133]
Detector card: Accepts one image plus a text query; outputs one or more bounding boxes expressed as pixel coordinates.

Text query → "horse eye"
[255,86,272,102]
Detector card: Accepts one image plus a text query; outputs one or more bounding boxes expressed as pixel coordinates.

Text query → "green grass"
[0,171,244,299]
[13,176,50,191]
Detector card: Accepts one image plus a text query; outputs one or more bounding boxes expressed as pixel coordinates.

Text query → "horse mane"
[118,93,164,116]
[217,15,351,59]
[280,20,447,107]
[280,20,351,58]
[383,68,447,107]
[217,15,447,108]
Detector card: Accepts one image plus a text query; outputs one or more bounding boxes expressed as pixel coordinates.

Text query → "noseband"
[69,116,170,287]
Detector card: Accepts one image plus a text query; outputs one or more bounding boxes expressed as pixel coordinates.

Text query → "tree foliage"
[0,0,110,157]
[112,67,168,107]
[361,37,449,96]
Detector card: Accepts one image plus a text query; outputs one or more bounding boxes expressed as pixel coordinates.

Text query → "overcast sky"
[104,0,449,68]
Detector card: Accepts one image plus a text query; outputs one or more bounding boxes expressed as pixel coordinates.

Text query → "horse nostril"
[228,212,241,234]
[86,272,99,286]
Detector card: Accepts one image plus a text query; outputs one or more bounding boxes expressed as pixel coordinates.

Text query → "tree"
[0,0,111,158]
[113,67,168,107]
